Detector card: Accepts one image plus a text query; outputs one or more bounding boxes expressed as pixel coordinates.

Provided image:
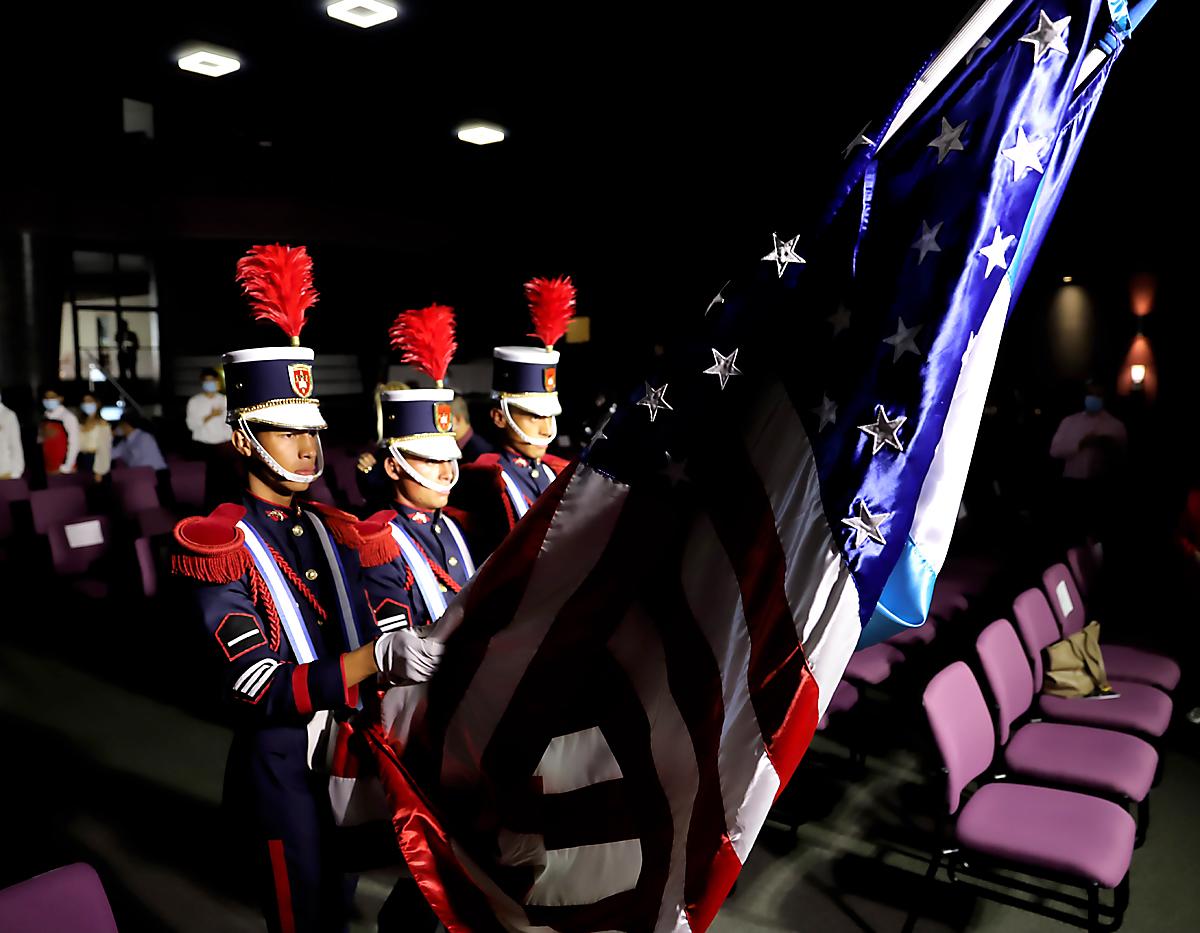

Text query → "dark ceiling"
[1,2,1191,366]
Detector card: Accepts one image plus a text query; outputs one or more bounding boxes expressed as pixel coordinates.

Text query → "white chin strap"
[500,398,556,448]
[238,418,324,485]
[388,445,459,495]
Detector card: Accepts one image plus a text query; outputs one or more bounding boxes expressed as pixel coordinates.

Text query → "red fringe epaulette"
[172,503,252,584]
[356,510,401,569]
[305,501,365,548]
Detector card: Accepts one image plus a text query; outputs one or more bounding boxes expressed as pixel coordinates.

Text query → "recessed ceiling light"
[1062,275,1073,283]
[177,49,241,78]
[457,123,507,146]
[326,0,399,28]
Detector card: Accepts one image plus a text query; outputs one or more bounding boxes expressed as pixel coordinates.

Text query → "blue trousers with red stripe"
[226,729,355,933]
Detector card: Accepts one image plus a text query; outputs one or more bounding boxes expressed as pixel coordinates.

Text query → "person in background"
[451,394,494,463]
[1049,380,1127,540]
[77,393,113,483]
[112,416,167,471]
[186,367,234,456]
[116,318,140,382]
[38,388,80,476]
[0,391,24,480]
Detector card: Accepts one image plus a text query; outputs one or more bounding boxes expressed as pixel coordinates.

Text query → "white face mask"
[202,381,219,394]
[43,399,60,412]
[81,402,98,416]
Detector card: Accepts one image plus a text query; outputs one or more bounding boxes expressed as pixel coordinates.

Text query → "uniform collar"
[245,490,301,523]
[394,501,440,526]
[503,446,540,469]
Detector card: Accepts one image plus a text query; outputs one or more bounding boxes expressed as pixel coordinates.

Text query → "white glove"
[374,628,445,685]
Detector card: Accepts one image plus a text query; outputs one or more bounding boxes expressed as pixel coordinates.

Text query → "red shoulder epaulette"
[355,509,401,568]
[543,453,572,473]
[304,501,364,548]
[172,503,252,584]
[468,452,503,471]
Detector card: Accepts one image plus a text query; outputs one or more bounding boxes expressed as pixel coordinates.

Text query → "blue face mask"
[1084,395,1103,413]
[202,380,219,393]
[81,402,98,416]
[43,398,60,411]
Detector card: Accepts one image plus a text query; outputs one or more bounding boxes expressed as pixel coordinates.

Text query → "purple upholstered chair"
[116,477,161,515]
[134,536,158,599]
[0,476,31,504]
[30,486,88,535]
[168,461,207,512]
[1012,588,1171,738]
[47,516,112,599]
[0,862,119,932]
[842,642,905,685]
[1043,562,1180,692]
[923,663,1134,929]
[817,679,860,731]
[976,619,1156,842]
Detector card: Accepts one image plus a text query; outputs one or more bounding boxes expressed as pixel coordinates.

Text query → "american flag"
[362,2,1138,929]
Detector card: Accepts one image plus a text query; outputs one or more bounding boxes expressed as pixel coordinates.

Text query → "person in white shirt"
[38,389,80,476]
[0,392,25,480]
[186,368,233,454]
[77,393,113,483]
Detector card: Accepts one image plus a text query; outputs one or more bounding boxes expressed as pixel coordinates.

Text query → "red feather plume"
[235,244,320,341]
[524,275,577,348]
[389,304,458,385]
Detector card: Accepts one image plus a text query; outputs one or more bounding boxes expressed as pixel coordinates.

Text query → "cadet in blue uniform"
[173,245,441,933]
[454,276,577,557]
[360,304,478,628]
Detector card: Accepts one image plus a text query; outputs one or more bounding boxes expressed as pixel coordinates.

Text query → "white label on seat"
[65,519,104,549]
[1055,580,1075,618]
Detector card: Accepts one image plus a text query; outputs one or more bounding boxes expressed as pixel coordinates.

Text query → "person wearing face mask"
[76,393,113,483]
[112,417,168,472]
[453,276,575,557]
[172,245,443,933]
[0,390,25,481]
[360,304,477,633]
[1049,380,1127,538]
[186,367,234,454]
[37,389,80,476]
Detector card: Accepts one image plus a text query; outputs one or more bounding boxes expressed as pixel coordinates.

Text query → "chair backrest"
[306,477,336,506]
[0,862,119,933]
[117,479,161,514]
[1066,545,1099,601]
[169,461,206,511]
[48,516,111,575]
[134,536,158,599]
[923,662,996,814]
[329,456,367,509]
[975,619,1035,745]
[136,506,177,539]
[110,465,156,488]
[1043,562,1086,637]
[0,477,31,503]
[31,487,88,535]
[47,471,89,490]
[1011,587,1061,684]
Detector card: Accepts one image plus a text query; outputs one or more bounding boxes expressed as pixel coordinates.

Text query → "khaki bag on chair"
[1043,621,1118,699]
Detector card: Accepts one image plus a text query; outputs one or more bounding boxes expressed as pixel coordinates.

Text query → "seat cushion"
[818,680,860,730]
[1038,680,1172,737]
[957,782,1135,888]
[1006,722,1157,801]
[1102,644,1181,692]
[842,643,905,685]
[888,621,937,649]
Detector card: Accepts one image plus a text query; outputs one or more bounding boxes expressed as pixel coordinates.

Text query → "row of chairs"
[914,545,1178,931]
[0,446,375,600]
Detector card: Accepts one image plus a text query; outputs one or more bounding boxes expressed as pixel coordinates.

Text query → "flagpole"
[877,0,1017,153]
[878,0,1161,152]
[1074,0,1159,90]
